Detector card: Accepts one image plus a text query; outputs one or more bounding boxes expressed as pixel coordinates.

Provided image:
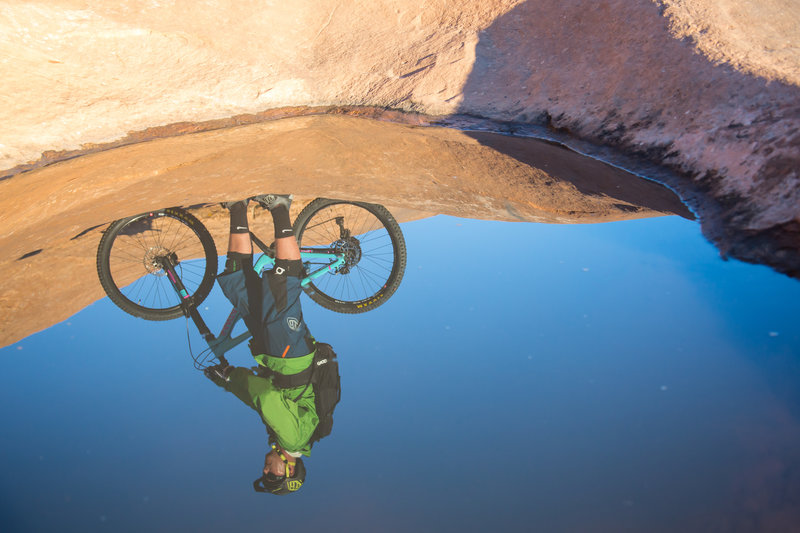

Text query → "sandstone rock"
[0,119,688,347]
[0,0,798,275]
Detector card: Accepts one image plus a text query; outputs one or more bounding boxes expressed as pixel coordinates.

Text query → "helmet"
[253,451,306,495]
[253,457,305,495]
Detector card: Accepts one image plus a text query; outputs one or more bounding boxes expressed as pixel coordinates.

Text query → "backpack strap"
[243,251,267,355]
[262,364,313,390]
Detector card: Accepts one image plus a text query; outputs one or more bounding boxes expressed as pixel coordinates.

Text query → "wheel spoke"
[294,200,406,312]
[98,209,217,320]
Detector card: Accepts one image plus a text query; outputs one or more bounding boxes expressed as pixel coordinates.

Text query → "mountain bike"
[96,198,407,363]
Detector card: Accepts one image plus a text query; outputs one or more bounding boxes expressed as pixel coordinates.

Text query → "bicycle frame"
[161,242,346,365]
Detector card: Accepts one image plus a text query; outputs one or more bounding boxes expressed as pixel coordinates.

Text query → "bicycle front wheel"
[293,198,407,313]
[96,207,218,321]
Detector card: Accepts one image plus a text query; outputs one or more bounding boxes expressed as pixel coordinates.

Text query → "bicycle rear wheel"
[96,207,218,321]
[293,198,407,314]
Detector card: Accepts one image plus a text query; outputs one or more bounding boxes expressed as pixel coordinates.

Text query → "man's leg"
[220,194,310,358]
[268,201,301,261]
[216,198,264,354]
[259,196,303,316]
[226,199,252,258]
[221,195,300,269]
[259,196,311,357]
[218,199,255,305]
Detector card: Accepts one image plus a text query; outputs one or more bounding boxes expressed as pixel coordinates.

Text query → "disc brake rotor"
[143,246,172,276]
[333,237,362,274]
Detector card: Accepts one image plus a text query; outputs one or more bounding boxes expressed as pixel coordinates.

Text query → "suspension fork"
[158,254,216,344]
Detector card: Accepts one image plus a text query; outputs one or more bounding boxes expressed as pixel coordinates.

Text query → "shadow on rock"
[457,0,800,279]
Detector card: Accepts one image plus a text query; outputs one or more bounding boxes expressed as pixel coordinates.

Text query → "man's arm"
[205,366,261,415]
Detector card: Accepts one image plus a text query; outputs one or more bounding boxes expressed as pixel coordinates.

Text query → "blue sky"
[2,214,799,532]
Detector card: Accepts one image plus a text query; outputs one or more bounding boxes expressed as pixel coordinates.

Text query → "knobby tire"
[96,207,218,321]
[292,198,407,314]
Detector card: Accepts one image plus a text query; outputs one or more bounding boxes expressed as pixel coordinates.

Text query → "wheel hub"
[143,246,172,276]
[333,237,361,273]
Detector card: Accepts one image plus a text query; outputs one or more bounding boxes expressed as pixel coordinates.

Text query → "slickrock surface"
[0,117,690,347]
[1,1,798,275]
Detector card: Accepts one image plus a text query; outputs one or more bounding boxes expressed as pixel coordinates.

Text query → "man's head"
[253,445,306,495]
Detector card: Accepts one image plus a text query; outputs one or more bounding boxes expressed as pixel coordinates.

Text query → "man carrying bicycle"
[204,194,317,495]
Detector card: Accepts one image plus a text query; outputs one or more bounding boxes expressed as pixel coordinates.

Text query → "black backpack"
[265,342,341,445]
[303,342,340,444]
